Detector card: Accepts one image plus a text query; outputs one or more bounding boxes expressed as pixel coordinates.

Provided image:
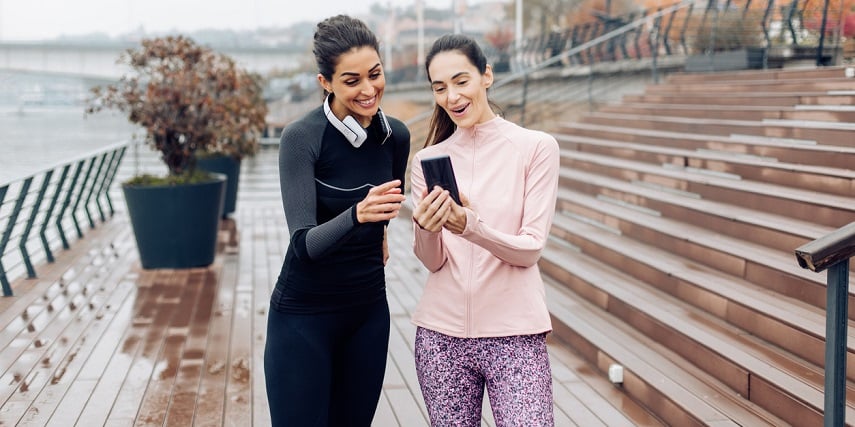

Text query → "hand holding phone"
[420,155,461,205]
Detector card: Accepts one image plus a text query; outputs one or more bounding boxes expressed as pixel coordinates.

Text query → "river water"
[0,70,139,185]
[0,106,138,185]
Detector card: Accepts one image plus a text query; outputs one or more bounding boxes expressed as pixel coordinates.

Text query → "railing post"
[20,172,53,279]
[650,11,661,85]
[71,157,97,235]
[101,146,127,217]
[633,10,646,59]
[93,149,120,222]
[786,0,800,47]
[0,178,32,296]
[41,165,70,263]
[817,0,831,65]
[0,185,10,296]
[678,2,695,54]
[795,221,855,426]
[823,259,849,427]
[83,154,108,228]
[56,160,85,249]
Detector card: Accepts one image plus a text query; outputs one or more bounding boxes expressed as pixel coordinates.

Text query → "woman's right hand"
[356,180,406,223]
[413,186,452,232]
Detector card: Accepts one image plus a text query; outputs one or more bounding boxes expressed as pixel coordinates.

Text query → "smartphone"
[420,154,461,205]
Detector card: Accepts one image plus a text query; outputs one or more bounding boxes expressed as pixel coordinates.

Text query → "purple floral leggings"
[414,327,554,426]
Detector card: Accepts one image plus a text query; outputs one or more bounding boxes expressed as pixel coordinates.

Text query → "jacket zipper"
[465,127,477,337]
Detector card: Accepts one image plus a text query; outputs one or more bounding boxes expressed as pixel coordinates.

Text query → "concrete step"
[554,132,855,197]
[578,111,855,148]
[558,149,855,228]
[622,91,855,107]
[552,188,855,360]
[646,77,855,94]
[541,235,855,426]
[557,121,855,170]
[664,66,855,84]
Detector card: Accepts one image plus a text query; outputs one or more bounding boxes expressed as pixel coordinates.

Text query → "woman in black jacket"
[264,14,410,427]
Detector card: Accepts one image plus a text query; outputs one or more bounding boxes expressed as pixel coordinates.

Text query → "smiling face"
[318,46,385,127]
[427,50,495,129]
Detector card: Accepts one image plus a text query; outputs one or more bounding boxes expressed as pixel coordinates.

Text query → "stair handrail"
[794,221,855,427]
[494,0,698,91]
[404,0,699,136]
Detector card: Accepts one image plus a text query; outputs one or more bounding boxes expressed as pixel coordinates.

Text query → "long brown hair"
[423,34,499,147]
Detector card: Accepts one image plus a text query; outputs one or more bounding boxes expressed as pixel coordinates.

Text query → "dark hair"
[313,15,380,93]
[424,34,495,147]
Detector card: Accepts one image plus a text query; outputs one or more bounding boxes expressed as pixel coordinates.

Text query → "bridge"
[0,41,307,81]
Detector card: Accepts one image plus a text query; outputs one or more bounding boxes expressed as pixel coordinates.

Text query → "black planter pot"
[123,174,226,269]
[196,155,240,218]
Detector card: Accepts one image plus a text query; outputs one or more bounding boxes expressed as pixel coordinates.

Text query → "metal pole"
[817,0,831,65]
[824,259,849,426]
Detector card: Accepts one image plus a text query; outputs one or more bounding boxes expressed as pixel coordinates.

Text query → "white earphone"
[323,94,391,148]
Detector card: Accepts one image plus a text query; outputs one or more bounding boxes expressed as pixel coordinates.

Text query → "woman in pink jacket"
[410,33,560,426]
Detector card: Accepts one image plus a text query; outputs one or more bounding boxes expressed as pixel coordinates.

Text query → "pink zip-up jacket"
[410,116,560,338]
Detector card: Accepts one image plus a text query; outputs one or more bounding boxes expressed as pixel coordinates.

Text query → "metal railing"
[402,0,849,146]
[795,222,855,427]
[404,0,699,146]
[0,142,127,296]
[496,0,847,73]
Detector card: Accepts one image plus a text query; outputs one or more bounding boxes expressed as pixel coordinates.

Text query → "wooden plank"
[373,391,398,426]
[549,346,631,426]
[39,280,138,427]
[105,269,187,425]
[192,259,230,426]
[3,243,137,425]
[57,269,155,426]
[0,218,129,317]
[0,274,99,384]
[250,208,273,426]
[222,254,254,426]
[129,269,204,426]
[0,254,128,419]
[385,315,428,426]
[383,388,428,427]
[164,268,219,425]
[15,277,136,426]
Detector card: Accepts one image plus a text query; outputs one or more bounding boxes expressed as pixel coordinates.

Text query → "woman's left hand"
[443,192,469,234]
[413,186,452,232]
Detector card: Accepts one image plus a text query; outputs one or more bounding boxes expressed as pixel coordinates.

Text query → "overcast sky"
[0,0,473,41]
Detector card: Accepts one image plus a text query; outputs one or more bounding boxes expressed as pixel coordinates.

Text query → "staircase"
[542,65,855,426]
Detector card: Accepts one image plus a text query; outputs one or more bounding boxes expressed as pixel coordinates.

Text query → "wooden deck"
[0,148,657,426]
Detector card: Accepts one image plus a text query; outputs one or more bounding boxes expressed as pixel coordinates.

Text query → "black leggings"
[263,298,390,426]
